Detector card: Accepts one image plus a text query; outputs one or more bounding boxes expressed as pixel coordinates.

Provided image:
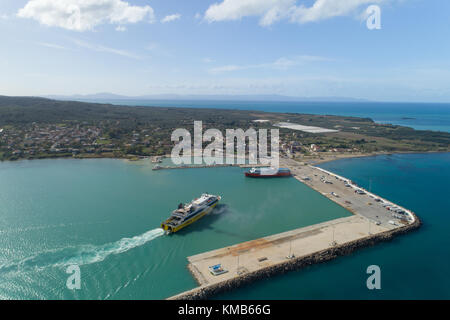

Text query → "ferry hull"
[161,201,219,234]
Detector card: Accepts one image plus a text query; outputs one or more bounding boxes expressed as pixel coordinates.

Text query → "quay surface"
[152,163,268,170]
[168,158,420,300]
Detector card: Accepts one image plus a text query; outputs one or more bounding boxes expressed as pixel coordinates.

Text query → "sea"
[0,158,351,299]
[217,152,450,299]
[77,99,450,133]
[0,100,449,300]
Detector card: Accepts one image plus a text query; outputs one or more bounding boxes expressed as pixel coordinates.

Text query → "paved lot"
[281,158,413,228]
[186,215,390,287]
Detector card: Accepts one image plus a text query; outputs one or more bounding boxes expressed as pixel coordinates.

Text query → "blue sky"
[0,0,449,102]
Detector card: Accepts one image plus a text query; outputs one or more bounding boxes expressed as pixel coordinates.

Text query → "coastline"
[2,150,449,165]
[0,153,151,163]
[295,150,449,165]
[2,97,450,164]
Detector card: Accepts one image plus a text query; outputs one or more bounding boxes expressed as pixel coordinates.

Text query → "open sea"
[78,99,450,133]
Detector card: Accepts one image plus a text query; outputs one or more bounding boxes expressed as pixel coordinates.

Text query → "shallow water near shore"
[216,152,450,299]
[0,158,350,299]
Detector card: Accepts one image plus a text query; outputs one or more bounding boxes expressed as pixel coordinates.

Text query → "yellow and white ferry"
[161,194,221,234]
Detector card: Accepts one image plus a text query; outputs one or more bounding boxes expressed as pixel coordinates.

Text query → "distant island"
[0,95,449,162]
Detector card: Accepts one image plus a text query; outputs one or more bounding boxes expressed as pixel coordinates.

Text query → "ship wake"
[0,228,165,274]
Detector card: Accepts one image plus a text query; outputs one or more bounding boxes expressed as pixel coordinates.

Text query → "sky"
[0,0,449,102]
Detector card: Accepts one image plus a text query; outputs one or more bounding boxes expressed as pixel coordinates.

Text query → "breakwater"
[169,214,421,300]
[168,159,422,300]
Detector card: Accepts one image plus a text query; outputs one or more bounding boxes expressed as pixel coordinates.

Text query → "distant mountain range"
[44,93,370,103]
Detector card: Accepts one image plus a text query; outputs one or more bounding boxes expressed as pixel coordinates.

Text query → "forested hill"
[0,95,449,161]
[0,95,257,127]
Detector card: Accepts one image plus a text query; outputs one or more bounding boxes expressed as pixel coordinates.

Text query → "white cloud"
[209,55,331,73]
[205,0,294,26]
[36,42,68,50]
[210,65,243,73]
[202,58,215,64]
[115,25,127,32]
[17,0,155,31]
[161,13,181,23]
[290,0,384,24]
[145,75,357,96]
[0,14,9,20]
[204,0,386,26]
[145,42,159,51]
[72,39,142,60]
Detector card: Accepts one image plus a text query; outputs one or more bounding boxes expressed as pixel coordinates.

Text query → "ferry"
[161,194,221,234]
[245,167,291,178]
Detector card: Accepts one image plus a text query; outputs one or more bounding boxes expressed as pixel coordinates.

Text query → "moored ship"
[161,194,221,234]
[245,167,291,178]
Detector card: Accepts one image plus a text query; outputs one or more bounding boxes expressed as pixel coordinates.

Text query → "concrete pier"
[152,164,234,170]
[168,159,421,300]
[152,163,268,170]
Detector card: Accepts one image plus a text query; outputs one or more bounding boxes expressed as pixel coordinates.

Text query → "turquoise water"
[80,99,450,132]
[0,159,350,300]
[217,152,450,300]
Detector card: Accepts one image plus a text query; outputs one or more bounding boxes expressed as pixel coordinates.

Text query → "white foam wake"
[0,228,165,274]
